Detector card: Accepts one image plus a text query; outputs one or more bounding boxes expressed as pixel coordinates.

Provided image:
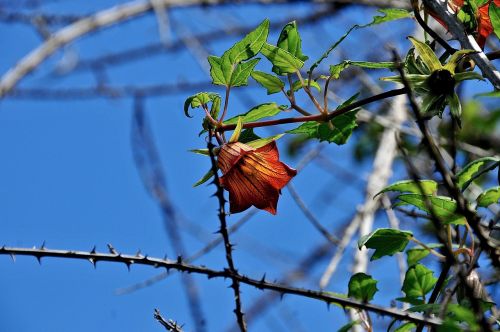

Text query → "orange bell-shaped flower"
[217,141,297,215]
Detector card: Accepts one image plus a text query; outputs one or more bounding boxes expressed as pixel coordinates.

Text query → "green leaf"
[447,93,462,127]
[490,3,500,40]
[189,148,209,156]
[348,273,378,302]
[224,103,285,125]
[444,49,477,73]
[208,19,269,87]
[406,244,442,266]
[246,134,284,149]
[230,58,260,86]
[193,169,214,187]
[329,62,351,80]
[222,19,269,64]
[358,228,413,261]
[184,92,219,117]
[456,157,500,190]
[402,264,438,299]
[290,79,321,93]
[454,71,484,82]
[408,37,442,72]
[337,320,361,332]
[286,110,359,145]
[251,71,285,94]
[348,60,397,69]
[238,128,260,143]
[439,304,480,332]
[229,117,243,143]
[261,43,304,75]
[407,303,441,314]
[376,180,438,197]
[476,186,500,207]
[276,21,308,61]
[394,322,417,332]
[207,56,227,86]
[396,194,466,225]
[364,8,412,27]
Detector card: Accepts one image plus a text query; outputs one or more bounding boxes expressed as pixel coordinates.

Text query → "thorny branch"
[0,245,443,328]
[207,135,247,332]
[154,309,184,332]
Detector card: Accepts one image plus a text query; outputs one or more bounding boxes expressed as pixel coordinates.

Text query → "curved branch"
[0,245,443,328]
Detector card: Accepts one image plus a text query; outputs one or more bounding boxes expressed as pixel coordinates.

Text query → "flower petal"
[217,141,296,214]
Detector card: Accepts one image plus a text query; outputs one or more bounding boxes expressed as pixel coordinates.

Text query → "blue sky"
[1,1,497,331]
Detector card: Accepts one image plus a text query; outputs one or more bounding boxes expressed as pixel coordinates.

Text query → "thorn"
[89,258,97,268]
[176,256,183,264]
[125,262,131,271]
[36,255,42,265]
[107,244,118,255]
[280,292,285,300]
[326,302,331,311]
[10,253,16,262]
[135,249,142,257]
[40,241,46,250]
[90,246,96,254]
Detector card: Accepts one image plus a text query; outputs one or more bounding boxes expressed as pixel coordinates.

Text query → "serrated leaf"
[193,169,214,187]
[230,58,260,86]
[224,103,285,125]
[348,273,378,302]
[286,110,359,145]
[261,43,304,75]
[337,320,361,332]
[456,157,500,190]
[207,56,226,86]
[223,19,269,64]
[396,194,466,225]
[246,134,284,149]
[408,37,442,72]
[406,244,442,266]
[290,79,321,93]
[394,322,417,332]
[358,228,413,261]
[329,62,351,80]
[276,21,308,61]
[184,92,219,117]
[364,8,412,27]
[251,71,284,94]
[402,264,438,299]
[376,180,438,197]
[476,186,500,207]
